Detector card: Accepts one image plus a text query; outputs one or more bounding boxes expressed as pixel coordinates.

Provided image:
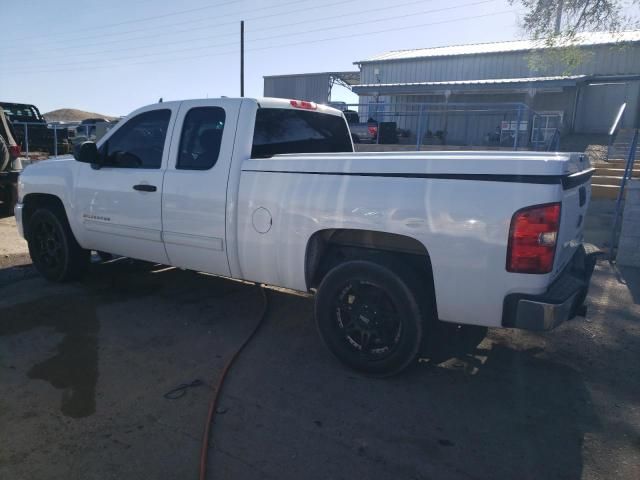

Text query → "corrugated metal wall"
[575,82,640,132]
[357,43,640,137]
[263,74,331,103]
[366,82,639,140]
[359,44,640,84]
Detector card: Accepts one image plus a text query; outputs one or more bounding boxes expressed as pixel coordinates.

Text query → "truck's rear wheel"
[27,208,90,282]
[315,260,424,376]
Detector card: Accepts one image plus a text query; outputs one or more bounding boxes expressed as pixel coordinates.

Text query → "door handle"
[133,184,157,192]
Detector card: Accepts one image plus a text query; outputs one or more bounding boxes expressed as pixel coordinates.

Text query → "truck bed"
[242,150,592,177]
[238,149,593,328]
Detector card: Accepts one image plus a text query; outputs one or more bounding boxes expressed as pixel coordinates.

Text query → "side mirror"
[74,141,99,165]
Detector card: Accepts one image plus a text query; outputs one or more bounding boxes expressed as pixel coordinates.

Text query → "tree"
[508,0,639,74]
[510,0,638,40]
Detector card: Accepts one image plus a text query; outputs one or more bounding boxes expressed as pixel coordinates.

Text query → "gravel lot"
[0,206,639,480]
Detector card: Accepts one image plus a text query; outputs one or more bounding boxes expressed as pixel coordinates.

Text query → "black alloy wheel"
[27,208,89,282]
[315,260,425,376]
[333,280,402,361]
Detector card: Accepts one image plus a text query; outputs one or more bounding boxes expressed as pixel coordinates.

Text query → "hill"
[43,108,117,123]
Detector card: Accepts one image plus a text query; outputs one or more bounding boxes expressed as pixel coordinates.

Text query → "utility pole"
[554,0,563,35]
[240,20,245,97]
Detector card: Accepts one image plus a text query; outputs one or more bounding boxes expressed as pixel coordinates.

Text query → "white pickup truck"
[15,97,599,375]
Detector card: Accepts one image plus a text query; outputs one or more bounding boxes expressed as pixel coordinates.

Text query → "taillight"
[368,125,378,138]
[506,202,561,274]
[9,145,21,157]
[290,99,317,110]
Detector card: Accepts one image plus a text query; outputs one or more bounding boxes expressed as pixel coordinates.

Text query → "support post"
[610,129,639,260]
[375,102,380,145]
[416,105,424,151]
[464,111,469,146]
[514,105,522,151]
[240,20,245,97]
[24,123,29,159]
[53,125,58,158]
[442,90,451,146]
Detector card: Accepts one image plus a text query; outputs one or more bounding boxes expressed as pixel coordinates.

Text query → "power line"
[6,10,516,76]
[0,0,348,58]
[0,0,319,49]
[11,0,242,43]
[252,0,496,45]
[250,10,516,53]
[9,0,166,28]
[1,0,430,58]
[9,0,499,72]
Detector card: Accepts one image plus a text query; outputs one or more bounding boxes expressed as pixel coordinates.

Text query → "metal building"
[263,71,360,104]
[352,31,640,146]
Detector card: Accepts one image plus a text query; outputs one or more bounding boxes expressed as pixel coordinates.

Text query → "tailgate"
[554,154,593,275]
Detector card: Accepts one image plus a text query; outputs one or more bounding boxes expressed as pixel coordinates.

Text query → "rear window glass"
[251,108,352,158]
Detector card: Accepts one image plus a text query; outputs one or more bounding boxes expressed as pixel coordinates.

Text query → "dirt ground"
[0,207,639,480]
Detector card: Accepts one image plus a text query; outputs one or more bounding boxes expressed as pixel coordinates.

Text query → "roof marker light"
[290,100,317,110]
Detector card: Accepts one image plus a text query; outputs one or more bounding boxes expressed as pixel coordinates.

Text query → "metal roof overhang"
[352,75,588,96]
[354,31,640,64]
[263,71,360,85]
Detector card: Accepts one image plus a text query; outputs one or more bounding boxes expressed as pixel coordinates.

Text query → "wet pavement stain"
[0,295,99,418]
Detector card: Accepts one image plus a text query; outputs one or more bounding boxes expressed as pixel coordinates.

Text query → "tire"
[0,135,9,172]
[0,183,17,216]
[315,260,426,376]
[26,207,90,282]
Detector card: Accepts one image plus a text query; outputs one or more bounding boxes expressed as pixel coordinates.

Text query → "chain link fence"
[11,120,116,159]
[334,101,561,151]
[12,102,561,158]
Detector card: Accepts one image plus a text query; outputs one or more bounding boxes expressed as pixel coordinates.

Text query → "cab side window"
[177,107,226,170]
[99,109,171,169]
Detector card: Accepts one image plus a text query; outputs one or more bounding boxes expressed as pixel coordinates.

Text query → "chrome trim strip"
[83,220,162,242]
[162,231,224,251]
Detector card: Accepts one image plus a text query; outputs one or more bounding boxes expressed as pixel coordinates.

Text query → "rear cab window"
[177,107,226,170]
[251,108,353,158]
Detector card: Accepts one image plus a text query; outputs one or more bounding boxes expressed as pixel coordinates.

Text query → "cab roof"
[146,97,344,117]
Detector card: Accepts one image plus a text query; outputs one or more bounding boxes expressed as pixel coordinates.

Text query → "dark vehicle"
[0,102,68,153]
[343,109,378,144]
[0,109,21,215]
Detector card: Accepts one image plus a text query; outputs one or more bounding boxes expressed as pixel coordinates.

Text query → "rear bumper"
[502,244,602,331]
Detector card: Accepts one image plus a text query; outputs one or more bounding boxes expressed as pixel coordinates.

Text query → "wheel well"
[305,229,437,315]
[22,193,66,238]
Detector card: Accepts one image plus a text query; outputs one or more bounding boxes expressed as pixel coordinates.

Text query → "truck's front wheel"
[27,208,90,282]
[315,260,424,376]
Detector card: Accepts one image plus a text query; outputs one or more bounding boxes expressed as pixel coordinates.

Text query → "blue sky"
[1,0,525,116]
